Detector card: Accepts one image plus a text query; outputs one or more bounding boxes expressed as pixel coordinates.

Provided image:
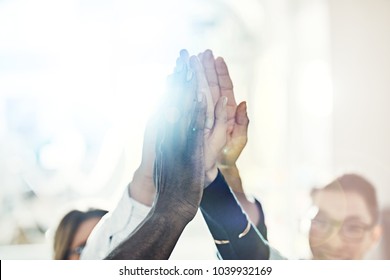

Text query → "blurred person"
[218,172,383,260]
[308,174,382,260]
[53,208,108,260]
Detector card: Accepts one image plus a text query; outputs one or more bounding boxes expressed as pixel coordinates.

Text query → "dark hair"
[53,209,108,260]
[311,174,379,225]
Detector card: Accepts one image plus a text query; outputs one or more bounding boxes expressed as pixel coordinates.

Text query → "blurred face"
[309,190,379,260]
[67,217,101,260]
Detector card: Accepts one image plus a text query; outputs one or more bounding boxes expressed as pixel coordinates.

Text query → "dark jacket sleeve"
[200,170,270,259]
[254,198,268,240]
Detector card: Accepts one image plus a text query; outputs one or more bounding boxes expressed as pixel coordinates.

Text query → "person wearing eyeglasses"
[308,174,382,260]
[53,209,108,260]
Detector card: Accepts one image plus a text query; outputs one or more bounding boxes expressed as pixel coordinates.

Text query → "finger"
[236,101,249,126]
[215,57,236,107]
[212,96,228,142]
[167,50,193,110]
[180,49,190,62]
[162,77,192,154]
[188,95,206,152]
[172,49,191,90]
[232,101,249,138]
[189,98,206,186]
[173,54,188,82]
[201,49,220,105]
[180,49,193,81]
[180,71,198,150]
[174,57,185,73]
[190,55,214,130]
[189,92,207,131]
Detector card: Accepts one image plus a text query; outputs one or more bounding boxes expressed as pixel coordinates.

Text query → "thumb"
[233,101,249,138]
[215,96,228,125]
[211,96,228,150]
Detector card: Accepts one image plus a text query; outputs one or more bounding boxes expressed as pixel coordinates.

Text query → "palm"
[218,101,248,167]
[199,50,248,168]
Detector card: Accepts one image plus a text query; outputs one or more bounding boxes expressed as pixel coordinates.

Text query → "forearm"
[218,165,264,234]
[105,208,189,260]
[219,164,243,193]
[200,170,270,260]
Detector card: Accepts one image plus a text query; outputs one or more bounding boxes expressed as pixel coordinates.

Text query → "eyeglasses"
[67,244,85,258]
[310,217,373,242]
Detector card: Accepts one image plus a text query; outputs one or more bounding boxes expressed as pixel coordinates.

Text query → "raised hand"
[219,101,249,167]
[128,50,231,207]
[197,50,264,227]
[105,51,208,260]
[185,51,229,185]
[199,50,249,190]
[153,50,207,221]
[128,117,158,206]
[199,50,237,134]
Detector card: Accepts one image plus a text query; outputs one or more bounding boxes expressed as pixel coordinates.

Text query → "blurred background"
[0,0,389,259]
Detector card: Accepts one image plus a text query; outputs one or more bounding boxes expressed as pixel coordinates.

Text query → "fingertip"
[215,57,229,75]
[236,101,249,125]
[215,56,225,64]
[180,49,189,59]
[204,49,214,58]
[238,101,247,111]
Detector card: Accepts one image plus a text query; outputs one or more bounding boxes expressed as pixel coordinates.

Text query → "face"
[67,217,101,260]
[309,189,380,260]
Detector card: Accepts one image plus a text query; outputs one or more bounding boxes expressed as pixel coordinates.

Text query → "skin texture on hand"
[217,102,249,194]
[128,117,158,206]
[199,50,260,226]
[128,50,229,205]
[129,49,261,228]
[189,53,228,186]
[153,52,207,222]
[198,50,249,190]
[105,52,207,260]
[127,79,167,206]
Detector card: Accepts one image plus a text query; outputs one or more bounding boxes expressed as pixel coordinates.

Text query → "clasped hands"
[130,49,248,223]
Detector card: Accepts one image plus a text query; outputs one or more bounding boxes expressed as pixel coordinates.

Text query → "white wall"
[329,0,390,258]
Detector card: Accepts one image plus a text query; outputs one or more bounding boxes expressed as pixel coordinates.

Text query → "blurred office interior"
[0,0,389,259]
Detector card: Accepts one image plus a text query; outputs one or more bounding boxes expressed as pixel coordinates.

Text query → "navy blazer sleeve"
[200,170,270,259]
[254,198,268,240]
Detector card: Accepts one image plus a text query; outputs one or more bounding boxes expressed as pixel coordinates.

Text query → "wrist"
[218,164,243,193]
[218,164,239,176]
[128,167,156,206]
[205,166,218,187]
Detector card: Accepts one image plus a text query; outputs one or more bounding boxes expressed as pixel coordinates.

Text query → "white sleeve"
[269,247,288,260]
[80,188,152,259]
